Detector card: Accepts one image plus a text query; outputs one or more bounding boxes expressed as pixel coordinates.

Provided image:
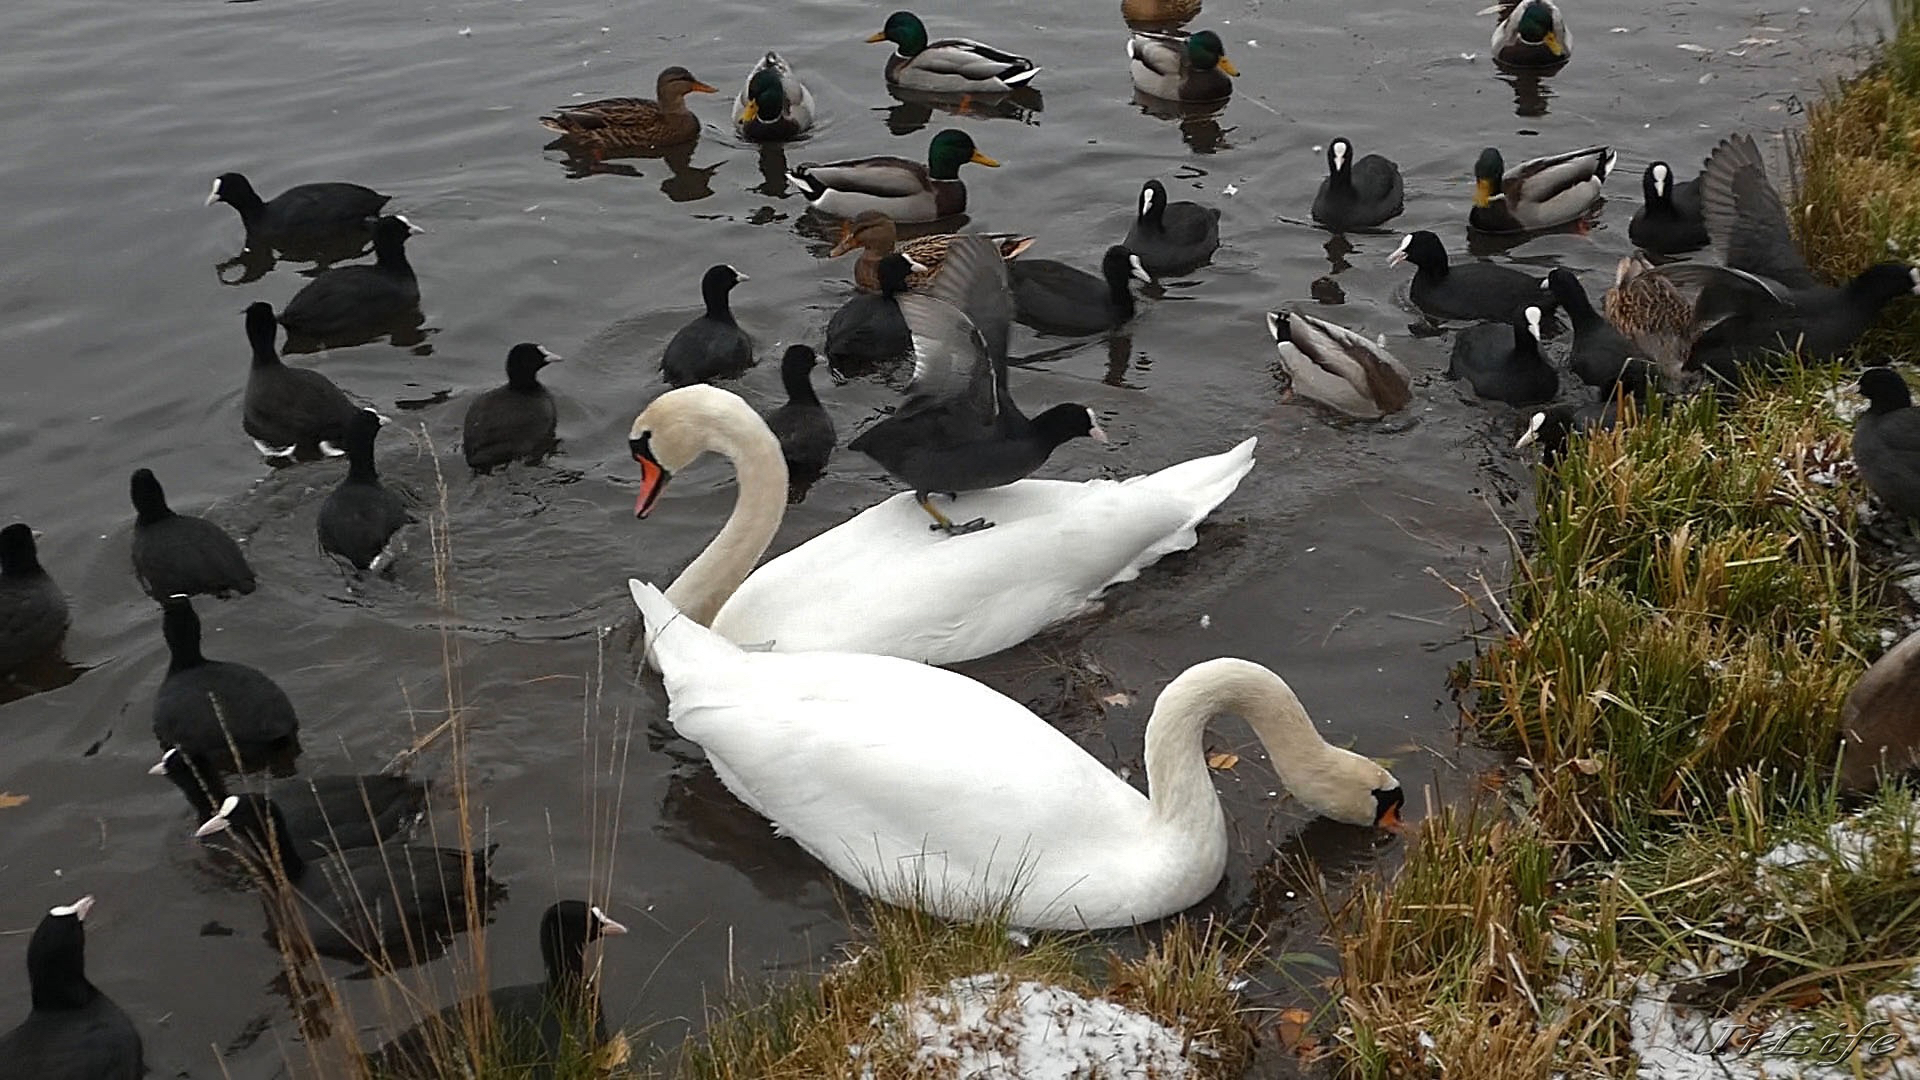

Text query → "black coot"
[1855,367,1920,525]
[152,596,299,769]
[194,793,497,964]
[1389,230,1543,323]
[463,343,562,472]
[207,172,390,254]
[824,253,917,376]
[762,345,837,489]
[240,302,366,459]
[847,235,1107,534]
[1448,305,1560,406]
[1627,161,1707,255]
[0,896,144,1080]
[1515,399,1618,467]
[1007,246,1151,335]
[661,265,755,387]
[364,900,628,1077]
[129,469,256,600]
[1542,269,1647,396]
[278,215,423,342]
[318,410,413,573]
[1121,179,1220,276]
[1311,137,1404,230]
[152,746,427,857]
[0,524,69,674]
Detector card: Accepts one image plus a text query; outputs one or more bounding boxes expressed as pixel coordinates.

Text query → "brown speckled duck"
[1122,0,1202,25]
[828,211,1034,292]
[539,67,717,150]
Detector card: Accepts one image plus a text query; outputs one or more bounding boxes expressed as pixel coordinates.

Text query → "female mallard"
[1265,309,1413,419]
[733,52,814,142]
[1479,0,1570,71]
[1468,144,1615,234]
[829,210,1034,291]
[1122,0,1203,26]
[539,67,717,150]
[1601,255,1707,384]
[1127,29,1238,104]
[868,10,1039,95]
[788,129,998,223]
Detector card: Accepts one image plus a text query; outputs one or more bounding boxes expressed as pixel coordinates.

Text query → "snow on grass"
[1629,969,1920,1080]
[856,974,1201,1079]
[1754,799,1920,884]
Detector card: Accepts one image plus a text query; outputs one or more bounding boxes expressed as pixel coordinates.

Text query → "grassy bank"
[1326,15,1920,1072]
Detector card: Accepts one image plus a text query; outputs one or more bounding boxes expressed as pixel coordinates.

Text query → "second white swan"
[627,385,1255,664]
[631,579,1403,929]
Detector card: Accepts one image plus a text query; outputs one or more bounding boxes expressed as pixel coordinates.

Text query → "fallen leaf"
[1274,1007,1313,1051]
[1207,752,1240,770]
[1100,691,1134,708]
[1785,986,1825,1010]
[1569,757,1603,776]
[0,792,27,809]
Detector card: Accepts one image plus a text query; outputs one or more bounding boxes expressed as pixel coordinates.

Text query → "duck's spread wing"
[897,293,997,424]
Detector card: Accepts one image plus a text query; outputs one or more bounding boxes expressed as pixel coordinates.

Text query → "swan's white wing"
[715,439,1256,662]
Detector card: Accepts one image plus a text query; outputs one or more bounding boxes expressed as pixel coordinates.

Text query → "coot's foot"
[933,517,994,536]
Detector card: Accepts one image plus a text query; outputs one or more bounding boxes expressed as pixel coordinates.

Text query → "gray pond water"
[0,0,1874,1073]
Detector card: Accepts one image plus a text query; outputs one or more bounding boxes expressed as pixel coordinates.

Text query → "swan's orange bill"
[1376,802,1403,833]
[631,439,670,518]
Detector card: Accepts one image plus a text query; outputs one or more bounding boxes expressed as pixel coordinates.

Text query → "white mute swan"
[627,384,1255,664]
[631,580,1403,930]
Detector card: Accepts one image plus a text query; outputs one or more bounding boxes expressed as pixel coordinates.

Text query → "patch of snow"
[857,975,1199,1079]
[1754,799,1920,885]
[1631,969,1920,1079]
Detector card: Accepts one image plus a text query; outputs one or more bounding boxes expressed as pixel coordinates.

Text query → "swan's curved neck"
[1142,660,1351,831]
[662,398,790,626]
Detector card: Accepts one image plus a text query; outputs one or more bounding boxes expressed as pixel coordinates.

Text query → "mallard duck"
[1601,255,1702,383]
[1264,309,1412,419]
[867,10,1039,95]
[1836,626,1920,793]
[1312,137,1404,231]
[539,67,717,150]
[829,210,1034,291]
[789,129,998,223]
[1479,0,1569,71]
[732,52,814,142]
[1122,0,1203,25]
[1127,29,1238,104]
[1629,161,1708,255]
[1468,144,1615,234]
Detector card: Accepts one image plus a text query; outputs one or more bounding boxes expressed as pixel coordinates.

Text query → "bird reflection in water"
[1503,72,1552,118]
[881,85,1043,137]
[1131,92,1235,154]
[547,138,722,203]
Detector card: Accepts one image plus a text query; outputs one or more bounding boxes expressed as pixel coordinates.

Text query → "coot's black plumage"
[0,896,144,1080]
[129,469,256,601]
[1448,305,1559,406]
[463,343,562,472]
[1627,161,1707,255]
[152,596,299,769]
[152,746,428,858]
[661,265,755,388]
[1855,367,1920,525]
[207,172,390,253]
[318,410,412,573]
[847,235,1107,534]
[1543,269,1647,396]
[824,253,917,375]
[1121,179,1220,276]
[240,302,365,458]
[194,794,496,964]
[365,901,628,1078]
[0,524,68,674]
[1007,246,1151,335]
[763,345,837,487]
[1389,230,1543,323]
[277,215,423,341]
[1515,399,1618,467]
[1311,137,1404,231]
